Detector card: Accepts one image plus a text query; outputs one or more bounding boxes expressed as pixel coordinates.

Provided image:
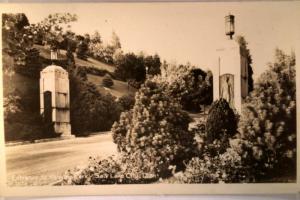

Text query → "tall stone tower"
[213,14,249,113]
[40,65,73,138]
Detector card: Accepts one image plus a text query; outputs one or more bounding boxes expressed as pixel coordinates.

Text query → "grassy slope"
[35,45,115,72]
[2,52,38,97]
[3,45,135,98]
[87,74,136,98]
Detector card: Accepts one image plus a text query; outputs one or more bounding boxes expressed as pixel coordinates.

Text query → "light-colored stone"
[213,39,248,113]
[40,65,73,138]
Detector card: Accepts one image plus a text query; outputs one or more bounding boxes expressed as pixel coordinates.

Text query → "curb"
[5,137,70,147]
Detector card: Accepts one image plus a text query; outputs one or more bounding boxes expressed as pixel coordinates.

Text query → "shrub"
[62,155,158,185]
[70,72,122,136]
[77,66,113,77]
[112,80,195,178]
[176,121,252,184]
[102,75,114,88]
[62,156,122,185]
[167,68,213,112]
[178,148,251,183]
[4,89,57,141]
[238,49,296,181]
[117,94,135,111]
[206,98,237,143]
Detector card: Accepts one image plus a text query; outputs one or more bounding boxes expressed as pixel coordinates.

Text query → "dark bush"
[206,98,237,143]
[102,75,114,88]
[70,72,122,136]
[4,89,57,142]
[78,66,110,76]
[76,39,89,60]
[4,108,57,141]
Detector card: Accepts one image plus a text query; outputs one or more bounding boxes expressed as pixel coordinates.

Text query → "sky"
[1,2,300,79]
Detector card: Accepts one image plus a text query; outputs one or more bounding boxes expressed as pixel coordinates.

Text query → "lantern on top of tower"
[225,14,235,39]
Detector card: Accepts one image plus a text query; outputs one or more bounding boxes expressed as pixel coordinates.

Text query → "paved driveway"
[5,132,117,186]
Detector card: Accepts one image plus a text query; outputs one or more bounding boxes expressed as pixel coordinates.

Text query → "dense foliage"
[238,49,296,181]
[112,80,195,177]
[206,99,238,143]
[117,94,135,111]
[236,36,254,93]
[155,62,213,112]
[69,70,122,136]
[88,31,122,64]
[114,53,161,86]
[4,89,56,141]
[76,35,89,60]
[167,68,213,112]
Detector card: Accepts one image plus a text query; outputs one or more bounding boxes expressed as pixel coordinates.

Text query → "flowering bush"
[62,156,122,185]
[179,147,251,183]
[175,118,253,184]
[62,155,158,185]
[238,49,296,181]
[165,67,213,112]
[112,80,196,178]
[177,122,251,183]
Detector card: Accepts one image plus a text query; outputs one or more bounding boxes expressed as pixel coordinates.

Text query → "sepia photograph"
[0,1,299,196]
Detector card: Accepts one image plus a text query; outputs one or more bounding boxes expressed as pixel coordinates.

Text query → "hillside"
[2,52,39,97]
[87,74,136,98]
[3,45,136,99]
[35,45,115,73]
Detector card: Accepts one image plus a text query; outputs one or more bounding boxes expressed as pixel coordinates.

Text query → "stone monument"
[40,65,73,138]
[213,14,249,113]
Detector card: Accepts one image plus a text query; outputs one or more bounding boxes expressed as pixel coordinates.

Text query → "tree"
[112,80,195,177]
[36,13,77,50]
[91,31,102,44]
[144,54,161,76]
[2,14,45,78]
[111,31,121,50]
[158,62,213,112]
[236,36,254,93]
[238,49,296,181]
[76,35,89,60]
[114,53,146,82]
[60,30,77,51]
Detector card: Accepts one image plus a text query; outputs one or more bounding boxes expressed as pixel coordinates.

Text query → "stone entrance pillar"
[40,65,73,138]
[213,40,248,113]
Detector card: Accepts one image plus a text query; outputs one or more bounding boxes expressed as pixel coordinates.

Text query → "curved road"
[5,132,117,186]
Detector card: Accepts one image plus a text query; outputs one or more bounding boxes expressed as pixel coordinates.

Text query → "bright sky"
[1,2,300,79]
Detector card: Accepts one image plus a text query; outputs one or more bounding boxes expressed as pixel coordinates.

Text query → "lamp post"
[50,48,58,65]
[225,14,235,40]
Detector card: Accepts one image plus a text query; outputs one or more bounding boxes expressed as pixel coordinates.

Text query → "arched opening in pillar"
[43,91,52,124]
[219,73,234,108]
